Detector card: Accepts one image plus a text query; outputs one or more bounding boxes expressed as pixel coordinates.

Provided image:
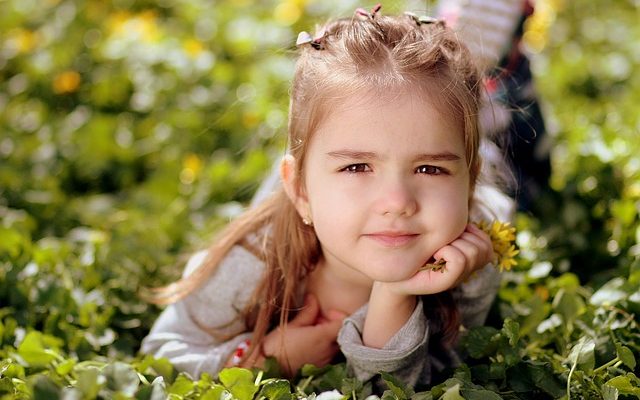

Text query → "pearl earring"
[302,217,313,226]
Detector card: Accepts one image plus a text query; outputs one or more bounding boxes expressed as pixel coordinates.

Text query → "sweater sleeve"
[140,246,264,379]
[337,299,431,387]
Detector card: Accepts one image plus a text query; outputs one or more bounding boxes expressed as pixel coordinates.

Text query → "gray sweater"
[140,185,511,387]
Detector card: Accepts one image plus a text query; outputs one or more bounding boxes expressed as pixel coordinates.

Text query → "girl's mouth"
[363,232,420,247]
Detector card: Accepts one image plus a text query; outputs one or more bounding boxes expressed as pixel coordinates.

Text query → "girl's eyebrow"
[327,150,462,162]
[327,150,378,160]
[413,152,462,162]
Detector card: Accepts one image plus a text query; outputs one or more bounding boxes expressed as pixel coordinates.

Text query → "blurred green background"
[1,0,639,398]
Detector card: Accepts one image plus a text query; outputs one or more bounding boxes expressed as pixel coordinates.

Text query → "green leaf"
[604,375,640,396]
[567,336,595,372]
[218,367,258,400]
[300,364,332,377]
[55,359,76,376]
[380,372,414,400]
[167,374,195,396]
[200,384,229,400]
[0,358,25,380]
[135,376,167,400]
[615,344,636,370]
[461,326,499,359]
[469,365,489,383]
[602,384,618,400]
[506,363,535,393]
[340,377,365,400]
[0,359,12,377]
[302,363,348,392]
[439,383,464,400]
[17,331,61,367]
[459,388,502,400]
[489,363,506,381]
[552,289,585,322]
[259,379,292,400]
[518,295,550,336]
[103,361,140,396]
[260,357,284,379]
[501,318,520,346]
[590,278,628,306]
[629,257,640,285]
[381,389,399,400]
[75,366,105,399]
[31,375,61,400]
[0,227,26,258]
[410,391,433,400]
[527,363,565,397]
[139,356,175,383]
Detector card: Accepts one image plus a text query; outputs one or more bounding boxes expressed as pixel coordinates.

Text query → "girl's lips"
[364,232,420,247]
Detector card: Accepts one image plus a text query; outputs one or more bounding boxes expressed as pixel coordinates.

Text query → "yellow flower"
[420,220,519,273]
[476,220,519,271]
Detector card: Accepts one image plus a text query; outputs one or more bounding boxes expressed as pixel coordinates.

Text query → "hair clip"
[296,30,325,50]
[404,12,440,26]
[355,3,382,20]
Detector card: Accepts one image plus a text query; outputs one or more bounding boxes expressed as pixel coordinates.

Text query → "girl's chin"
[369,269,421,283]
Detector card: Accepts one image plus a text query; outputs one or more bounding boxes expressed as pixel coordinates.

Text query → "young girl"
[141,8,512,387]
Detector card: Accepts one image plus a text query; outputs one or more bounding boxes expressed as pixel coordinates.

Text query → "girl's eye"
[341,163,371,173]
[416,165,446,175]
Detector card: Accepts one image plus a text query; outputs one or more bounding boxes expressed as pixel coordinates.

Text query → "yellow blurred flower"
[8,29,39,54]
[242,112,259,128]
[183,38,204,58]
[274,0,301,26]
[523,0,560,53]
[53,70,81,94]
[106,10,160,42]
[535,285,550,301]
[180,153,202,185]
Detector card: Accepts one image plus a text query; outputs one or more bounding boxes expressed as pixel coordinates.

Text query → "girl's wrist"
[371,281,416,305]
[363,283,417,348]
[370,282,417,326]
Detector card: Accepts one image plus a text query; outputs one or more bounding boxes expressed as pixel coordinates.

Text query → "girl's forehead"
[316,90,462,137]
[308,90,466,156]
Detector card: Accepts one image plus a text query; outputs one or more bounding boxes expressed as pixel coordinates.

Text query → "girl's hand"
[262,294,346,376]
[362,224,492,348]
[386,223,494,296]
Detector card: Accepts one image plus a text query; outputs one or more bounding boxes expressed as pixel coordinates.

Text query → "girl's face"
[290,91,471,287]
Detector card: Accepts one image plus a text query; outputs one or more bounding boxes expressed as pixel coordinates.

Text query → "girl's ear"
[280,154,311,219]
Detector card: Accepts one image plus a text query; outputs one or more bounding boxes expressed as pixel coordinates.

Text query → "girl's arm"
[338,264,501,387]
[338,298,431,385]
[338,224,494,386]
[362,223,493,348]
[140,247,264,378]
[142,248,346,378]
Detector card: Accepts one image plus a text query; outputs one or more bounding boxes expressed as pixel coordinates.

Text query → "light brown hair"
[145,12,483,358]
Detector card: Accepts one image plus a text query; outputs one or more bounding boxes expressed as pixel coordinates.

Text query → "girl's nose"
[374,177,418,217]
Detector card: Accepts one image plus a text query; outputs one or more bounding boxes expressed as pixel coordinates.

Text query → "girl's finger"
[464,226,493,250]
[451,232,493,268]
[318,318,343,338]
[425,245,467,292]
[452,234,492,265]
